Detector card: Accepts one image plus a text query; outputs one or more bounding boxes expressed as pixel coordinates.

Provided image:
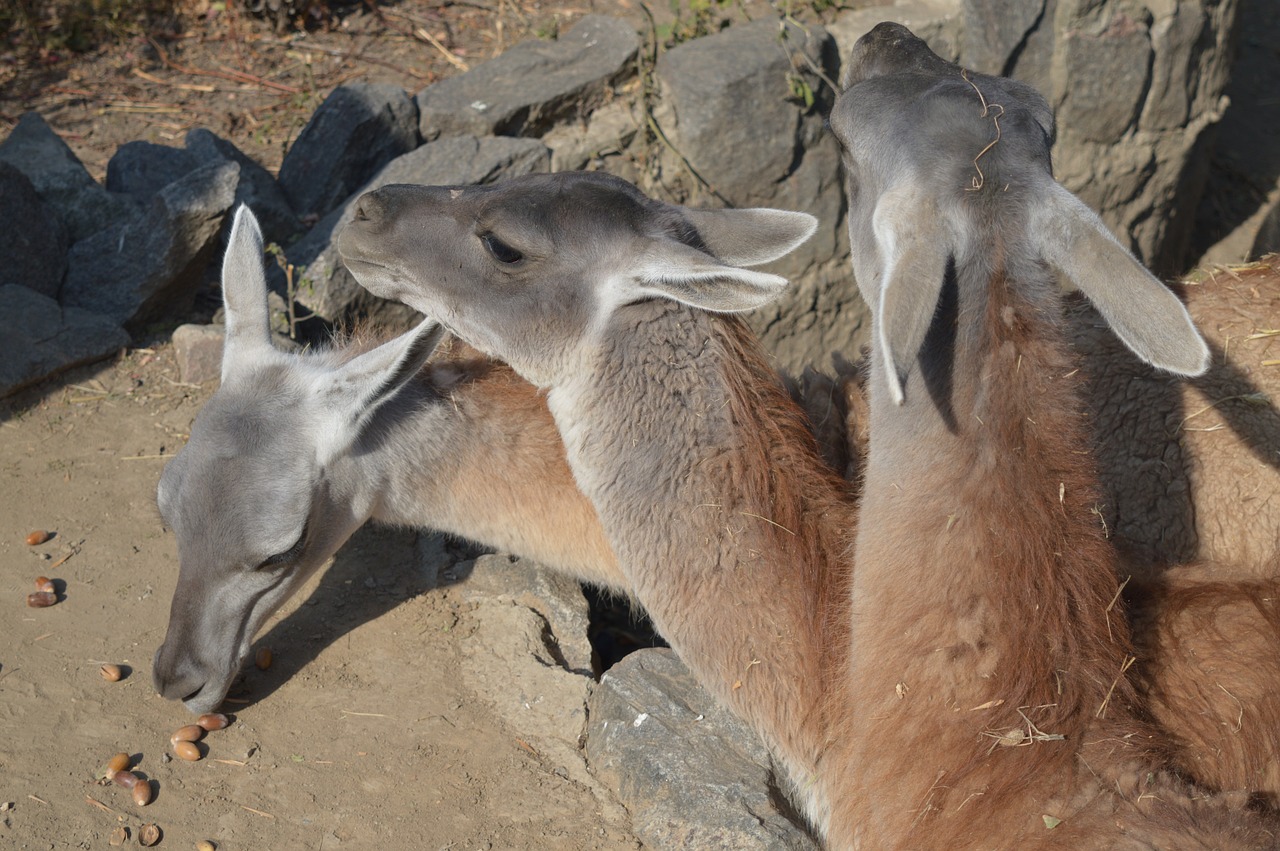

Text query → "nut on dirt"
[25,530,50,546]
[196,713,230,732]
[173,740,202,761]
[254,646,272,670]
[104,752,131,780]
[34,576,55,593]
[132,779,153,807]
[108,825,128,846]
[112,769,139,790]
[26,591,56,608]
[170,724,203,746]
[100,664,124,682]
[139,823,161,846]
[196,841,217,851]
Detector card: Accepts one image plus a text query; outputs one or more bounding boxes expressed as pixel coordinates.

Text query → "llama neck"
[351,356,625,591]
[845,260,1138,838]
[547,300,854,791]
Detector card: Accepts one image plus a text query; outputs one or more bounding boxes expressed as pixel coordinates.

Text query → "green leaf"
[1042,815,1062,830]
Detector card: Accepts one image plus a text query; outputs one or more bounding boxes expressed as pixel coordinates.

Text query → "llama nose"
[352,189,390,224]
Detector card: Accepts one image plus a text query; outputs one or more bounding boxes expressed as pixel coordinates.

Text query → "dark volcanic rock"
[1255,200,1280,260]
[654,19,856,373]
[0,162,68,299]
[276,82,420,221]
[415,16,639,141]
[105,141,200,198]
[586,649,819,850]
[61,160,239,334]
[186,129,302,246]
[0,285,129,399]
[0,111,140,243]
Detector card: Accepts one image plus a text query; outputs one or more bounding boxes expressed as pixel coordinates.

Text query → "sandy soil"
[0,342,642,849]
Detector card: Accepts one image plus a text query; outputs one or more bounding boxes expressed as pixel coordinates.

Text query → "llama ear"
[1031,181,1209,376]
[221,205,274,380]
[312,318,445,461]
[624,238,791,313]
[872,185,951,405]
[323,318,445,417]
[679,207,818,267]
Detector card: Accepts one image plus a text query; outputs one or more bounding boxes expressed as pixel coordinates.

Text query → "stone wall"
[0,2,1245,383]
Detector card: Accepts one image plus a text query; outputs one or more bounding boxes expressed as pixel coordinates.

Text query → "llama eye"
[481,233,523,264]
[257,525,307,570]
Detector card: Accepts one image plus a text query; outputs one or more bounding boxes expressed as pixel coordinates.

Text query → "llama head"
[830,22,1208,406]
[152,206,443,715]
[336,171,815,387]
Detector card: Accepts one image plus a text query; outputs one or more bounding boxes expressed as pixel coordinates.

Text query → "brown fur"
[1130,563,1280,806]
[832,256,1274,848]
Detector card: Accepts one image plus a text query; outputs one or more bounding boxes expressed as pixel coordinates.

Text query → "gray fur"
[153,208,621,715]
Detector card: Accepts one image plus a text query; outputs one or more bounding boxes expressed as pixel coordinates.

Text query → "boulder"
[171,323,225,385]
[276,82,420,221]
[653,20,861,373]
[0,285,129,399]
[586,648,819,850]
[61,160,239,334]
[0,111,140,243]
[1255,200,1280,260]
[961,0,1238,275]
[415,15,639,141]
[280,135,549,334]
[0,162,68,299]
[186,128,302,247]
[452,554,633,833]
[105,140,200,198]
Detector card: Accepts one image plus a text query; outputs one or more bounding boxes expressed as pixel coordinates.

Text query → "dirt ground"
[2,1,1277,849]
[0,343,644,849]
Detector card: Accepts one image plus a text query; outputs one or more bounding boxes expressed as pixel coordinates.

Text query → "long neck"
[842,258,1140,843]
[548,300,855,812]
[354,350,625,591]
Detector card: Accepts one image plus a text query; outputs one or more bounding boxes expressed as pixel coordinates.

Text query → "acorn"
[197,713,230,732]
[173,740,202,761]
[25,530,50,546]
[132,780,153,807]
[170,724,203,746]
[26,591,56,608]
[254,646,272,670]
[104,752,131,780]
[100,664,124,682]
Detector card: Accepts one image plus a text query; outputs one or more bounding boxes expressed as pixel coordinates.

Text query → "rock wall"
[0,2,1244,393]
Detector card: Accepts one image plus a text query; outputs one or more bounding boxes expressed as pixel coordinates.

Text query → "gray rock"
[171,323,225,385]
[61,160,239,334]
[0,111,140,243]
[454,553,633,833]
[186,128,302,247]
[459,554,594,675]
[984,0,1237,274]
[0,285,129,399]
[960,0,1045,78]
[1255,200,1280,260]
[281,135,549,332]
[587,648,818,850]
[1054,9,1152,146]
[0,162,68,299]
[415,16,639,141]
[105,140,200,198]
[653,20,861,373]
[276,82,420,221]
[828,0,961,64]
